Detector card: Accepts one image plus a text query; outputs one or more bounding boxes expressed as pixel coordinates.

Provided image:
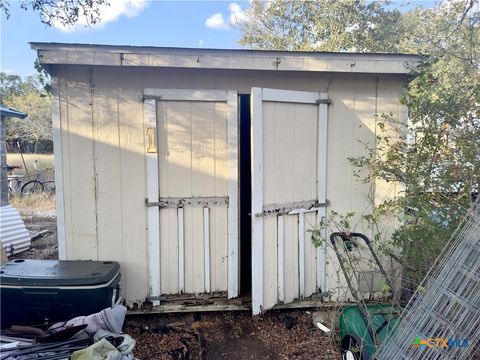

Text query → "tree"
[239,0,405,52]
[353,0,480,288]
[0,0,108,27]
[239,0,480,292]
[1,72,52,151]
[1,0,109,96]
[0,73,23,98]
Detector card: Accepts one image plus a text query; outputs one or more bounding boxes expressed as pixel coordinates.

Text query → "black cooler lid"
[0,260,120,286]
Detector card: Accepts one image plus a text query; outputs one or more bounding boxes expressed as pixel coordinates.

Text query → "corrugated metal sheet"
[0,205,31,255]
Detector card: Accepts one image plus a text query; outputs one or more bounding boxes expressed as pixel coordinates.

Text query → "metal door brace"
[148,295,167,302]
[255,199,328,217]
[146,196,229,208]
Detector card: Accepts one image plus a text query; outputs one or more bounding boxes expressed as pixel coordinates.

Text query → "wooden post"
[1,116,8,207]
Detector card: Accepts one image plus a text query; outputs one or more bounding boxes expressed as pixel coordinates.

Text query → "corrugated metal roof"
[0,205,31,256]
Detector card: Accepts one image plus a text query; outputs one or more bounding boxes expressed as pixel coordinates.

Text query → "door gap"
[239,94,252,296]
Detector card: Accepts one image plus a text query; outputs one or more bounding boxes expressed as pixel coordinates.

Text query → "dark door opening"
[239,94,252,296]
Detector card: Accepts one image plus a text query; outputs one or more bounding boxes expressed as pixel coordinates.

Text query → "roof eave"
[31,42,421,75]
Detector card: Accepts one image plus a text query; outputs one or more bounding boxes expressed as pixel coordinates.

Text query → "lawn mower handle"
[329,232,394,293]
[329,232,349,246]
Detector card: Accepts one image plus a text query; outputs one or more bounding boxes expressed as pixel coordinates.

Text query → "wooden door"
[251,88,328,314]
[144,89,239,303]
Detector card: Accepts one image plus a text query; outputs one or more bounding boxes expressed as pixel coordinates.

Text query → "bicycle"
[21,160,55,195]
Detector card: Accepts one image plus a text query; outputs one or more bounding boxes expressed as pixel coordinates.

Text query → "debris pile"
[124,310,340,359]
[0,305,138,360]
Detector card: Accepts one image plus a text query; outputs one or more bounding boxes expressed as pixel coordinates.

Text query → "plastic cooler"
[0,259,121,329]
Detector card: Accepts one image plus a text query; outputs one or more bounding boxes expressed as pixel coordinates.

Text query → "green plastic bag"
[71,339,122,360]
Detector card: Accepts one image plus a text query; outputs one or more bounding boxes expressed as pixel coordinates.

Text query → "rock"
[191,321,202,330]
[311,310,337,331]
[283,315,297,330]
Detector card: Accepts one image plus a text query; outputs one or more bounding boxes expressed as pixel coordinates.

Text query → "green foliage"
[240,0,480,293]
[0,73,24,98]
[34,59,51,95]
[240,0,405,52]
[379,279,391,295]
[308,210,356,248]
[1,72,52,143]
[0,0,109,27]
[353,1,479,289]
[307,227,324,248]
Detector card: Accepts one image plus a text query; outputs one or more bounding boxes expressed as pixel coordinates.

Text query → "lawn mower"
[330,232,403,360]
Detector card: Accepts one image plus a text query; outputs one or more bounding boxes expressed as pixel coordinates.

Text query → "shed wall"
[53,65,405,303]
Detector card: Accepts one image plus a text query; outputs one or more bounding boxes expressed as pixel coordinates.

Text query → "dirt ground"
[8,202,341,360]
[10,208,58,260]
[125,311,339,360]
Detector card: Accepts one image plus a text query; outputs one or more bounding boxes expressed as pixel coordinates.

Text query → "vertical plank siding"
[177,207,185,293]
[57,65,405,305]
[117,74,149,303]
[277,215,285,303]
[51,76,66,260]
[203,207,211,293]
[298,212,305,298]
[144,97,160,303]
[316,93,329,294]
[251,88,264,315]
[283,215,299,305]
[92,69,123,263]
[227,91,239,298]
[60,66,150,303]
[62,66,98,260]
[304,211,318,296]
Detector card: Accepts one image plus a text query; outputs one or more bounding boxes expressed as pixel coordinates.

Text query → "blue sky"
[1,1,247,76]
[1,0,438,77]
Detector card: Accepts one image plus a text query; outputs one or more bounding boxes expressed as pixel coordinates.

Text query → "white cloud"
[205,13,229,30]
[198,39,205,47]
[205,2,246,30]
[229,3,247,25]
[53,0,149,33]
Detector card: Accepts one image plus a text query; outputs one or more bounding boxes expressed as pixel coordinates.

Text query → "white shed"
[32,43,418,314]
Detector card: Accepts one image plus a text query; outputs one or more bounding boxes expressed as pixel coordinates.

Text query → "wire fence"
[374,202,480,359]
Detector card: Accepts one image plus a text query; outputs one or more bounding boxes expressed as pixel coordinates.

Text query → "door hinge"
[316,98,331,105]
[142,94,161,101]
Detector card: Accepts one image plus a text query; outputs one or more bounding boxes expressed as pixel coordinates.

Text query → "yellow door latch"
[146,127,157,153]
